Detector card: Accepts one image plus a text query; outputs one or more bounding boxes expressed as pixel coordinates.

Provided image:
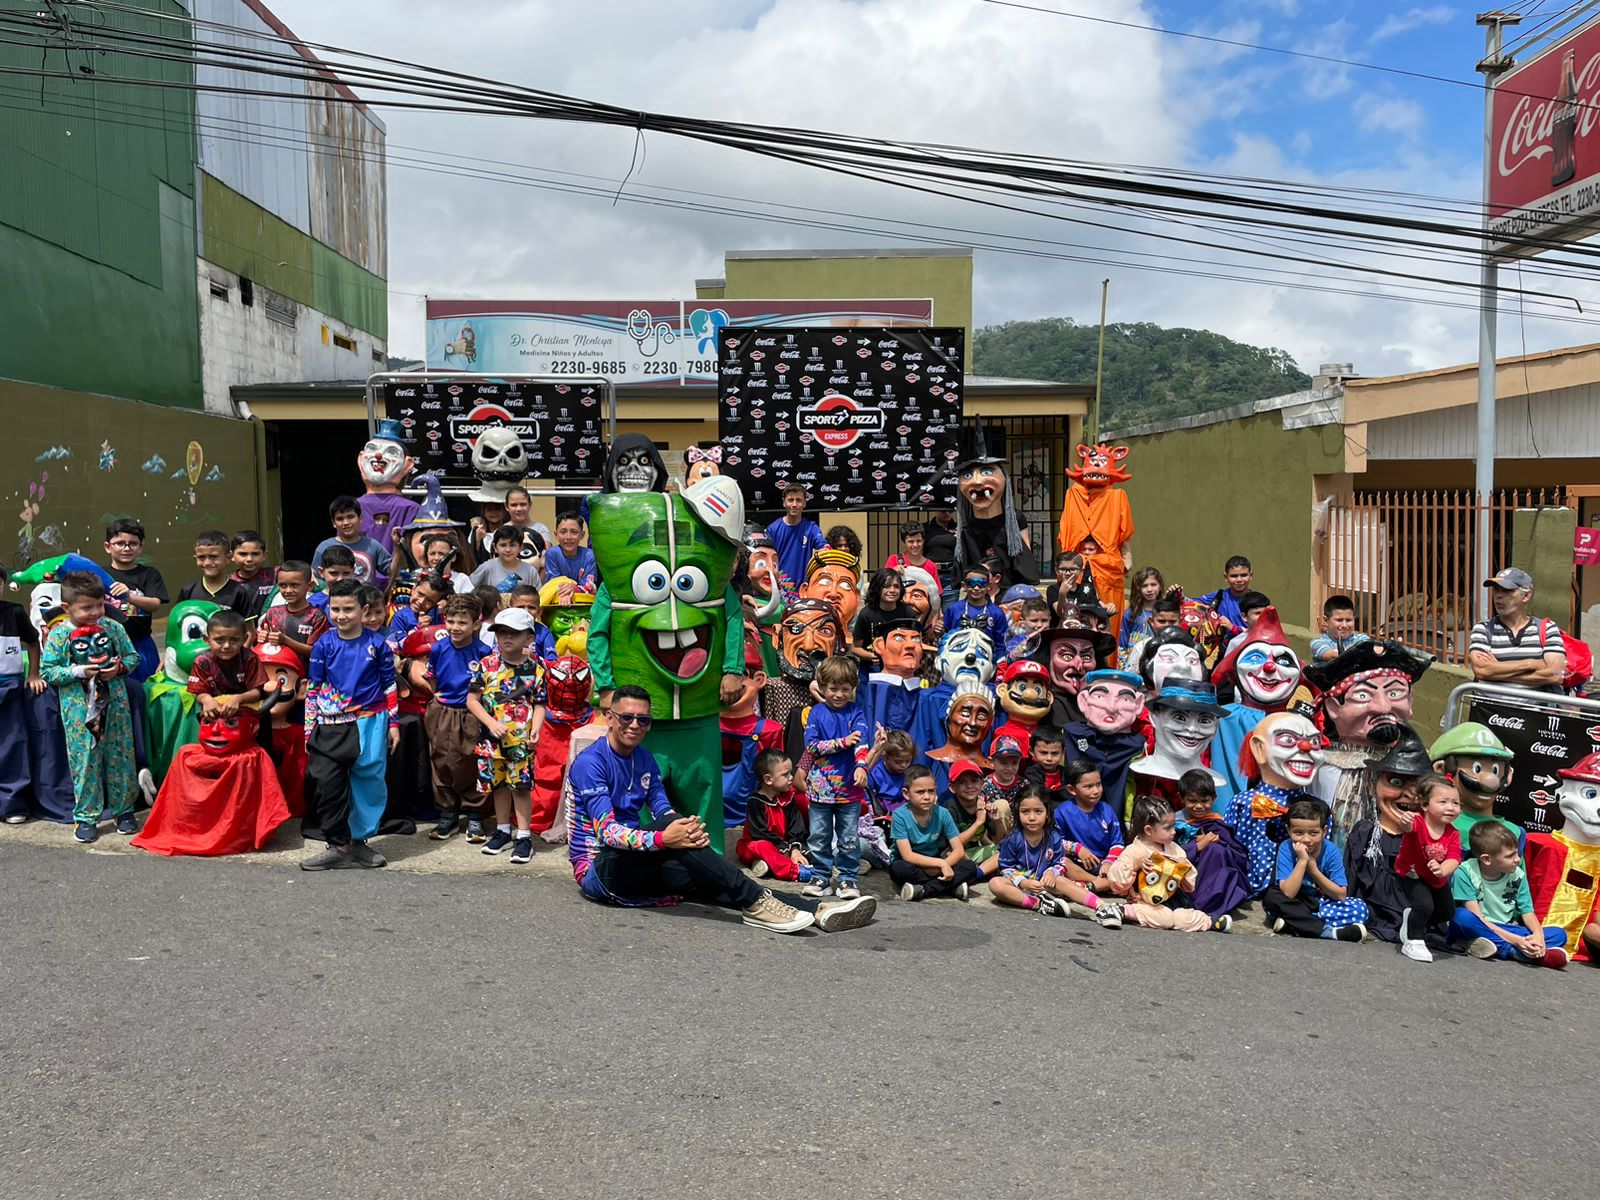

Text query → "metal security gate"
[866,414,1073,573]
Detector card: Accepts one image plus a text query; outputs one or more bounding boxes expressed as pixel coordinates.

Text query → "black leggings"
[889,858,980,899]
[1399,877,1456,941]
[594,847,823,914]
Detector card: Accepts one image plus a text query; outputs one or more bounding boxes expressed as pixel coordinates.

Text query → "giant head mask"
[545,654,594,724]
[1246,710,1326,792]
[872,618,924,680]
[1307,640,1430,746]
[1213,606,1303,711]
[163,599,222,685]
[67,624,115,672]
[468,426,528,503]
[1137,627,1204,695]
[199,709,260,757]
[590,480,741,721]
[934,682,996,761]
[936,628,995,689]
[1135,683,1227,785]
[255,642,306,702]
[997,659,1052,724]
[1078,668,1145,736]
[778,598,844,683]
[360,418,414,492]
[1555,752,1600,844]
[601,433,667,494]
[540,579,595,659]
[1039,622,1114,697]
[1065,442,1131,490]
[683,444,724,489]
[901,565,941,631]
[1429,721,1514,814]
[799,548,861,627]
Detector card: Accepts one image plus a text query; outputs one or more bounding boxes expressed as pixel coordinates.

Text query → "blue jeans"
[1449,909,1568,960]
[808,801,861,885]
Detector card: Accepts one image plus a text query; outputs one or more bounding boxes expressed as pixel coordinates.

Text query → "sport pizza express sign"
[1489,21,1600,253]
[382,377,605,485]
[718,326,964,512]
[424,298,934,386]
[1468,697,1600,832]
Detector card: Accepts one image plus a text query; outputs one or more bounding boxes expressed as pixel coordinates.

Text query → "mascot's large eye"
[672,565,710,602]
[178,613,209,643]
[1142,867,1160,887]
[630,560,671,604]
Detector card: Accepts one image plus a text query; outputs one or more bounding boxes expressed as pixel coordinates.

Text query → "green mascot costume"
[589,476,747,853]
[144,599,220,782]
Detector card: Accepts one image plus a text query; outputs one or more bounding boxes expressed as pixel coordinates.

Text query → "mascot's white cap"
[684,476,745,546]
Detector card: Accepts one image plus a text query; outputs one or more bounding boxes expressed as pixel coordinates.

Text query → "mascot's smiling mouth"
[648,626,711,680]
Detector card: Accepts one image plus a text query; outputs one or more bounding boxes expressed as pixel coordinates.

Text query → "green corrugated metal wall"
[0,0,202,409]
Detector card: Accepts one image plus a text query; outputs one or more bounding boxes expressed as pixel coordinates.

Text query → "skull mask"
[612,448,659,492]
[472,427,528,483]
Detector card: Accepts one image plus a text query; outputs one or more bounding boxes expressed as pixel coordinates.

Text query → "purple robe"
[1183,820,1249,919]
[360,492,419,556]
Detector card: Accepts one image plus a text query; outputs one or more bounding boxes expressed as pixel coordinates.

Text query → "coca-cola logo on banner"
[1489,20,1600,251]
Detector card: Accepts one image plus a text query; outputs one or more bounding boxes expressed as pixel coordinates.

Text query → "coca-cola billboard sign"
[1489,20,1600,254]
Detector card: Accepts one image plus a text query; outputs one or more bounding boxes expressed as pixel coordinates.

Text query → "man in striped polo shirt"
[1468,568,1566,694]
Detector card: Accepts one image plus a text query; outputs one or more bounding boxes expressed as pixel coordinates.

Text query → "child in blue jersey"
[861,730,915,871]
[1053,760,1125,872]
[385,575,444,648]
[424,594,484,842]
[766,485,827,592]
[943,570,1007,649]
[300,580,398,871]
[543,513,598,589]
[308,544,357,612]
[803,654,875,901]
[991,786,1126,925]
[507,585,558,663]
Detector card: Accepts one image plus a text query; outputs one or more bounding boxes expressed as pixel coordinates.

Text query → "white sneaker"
[814,894,877,932]
[801,880,832,899]
[2,813,28,825]
[748,858,770,879]
[956,881,971,901]
[899,882,925,901]
[1465,936,1498,959]
[834,881,861,900]
[742,890,814,934]
[1400,939,1434,963]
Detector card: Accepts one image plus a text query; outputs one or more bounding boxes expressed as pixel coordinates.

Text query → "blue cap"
[1083,668,1142,689]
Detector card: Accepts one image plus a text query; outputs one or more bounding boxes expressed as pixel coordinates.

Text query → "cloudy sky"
[260,0,1600,377]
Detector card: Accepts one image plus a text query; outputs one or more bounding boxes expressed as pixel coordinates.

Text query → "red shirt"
[1393,812,1462,889]
[188,647,268,697]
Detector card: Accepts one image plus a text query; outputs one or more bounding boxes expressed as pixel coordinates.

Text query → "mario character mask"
[997,659,1052,724]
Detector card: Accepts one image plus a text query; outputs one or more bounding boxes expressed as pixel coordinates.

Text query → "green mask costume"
[144,599,221,783]
[588,483,746,851]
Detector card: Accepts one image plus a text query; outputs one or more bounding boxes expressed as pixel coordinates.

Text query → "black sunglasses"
[613,711,653,726]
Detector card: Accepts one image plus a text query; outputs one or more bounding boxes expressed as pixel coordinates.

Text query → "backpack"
[1542,619,1594,693]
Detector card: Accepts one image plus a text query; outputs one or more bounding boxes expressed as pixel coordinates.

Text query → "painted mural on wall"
[2,383,260,601]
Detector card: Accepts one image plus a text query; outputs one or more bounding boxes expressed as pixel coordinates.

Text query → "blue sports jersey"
[1053,799,1125,859]
[943,600,1007,649]
[307,628,395,725]
[568,738,678,901]
[545,546,598,588]
[766,517,827,591]
[996,829,1067,879]
[427,637,481,708]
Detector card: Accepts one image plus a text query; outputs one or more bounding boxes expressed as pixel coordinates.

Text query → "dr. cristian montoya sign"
[425,299,933,385]
[718,326,964,512]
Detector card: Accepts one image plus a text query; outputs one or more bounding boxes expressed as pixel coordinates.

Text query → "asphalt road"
[1,840,1591,1200]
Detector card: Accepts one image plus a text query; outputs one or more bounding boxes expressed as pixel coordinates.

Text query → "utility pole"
[1091,278,1109,444]
[1475,10,1518,619]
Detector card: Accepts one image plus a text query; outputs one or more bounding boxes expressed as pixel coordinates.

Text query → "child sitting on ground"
[988,785,1125,926]
[1394,773,1464,963]
[940,759,1008,869]
[1052,759,1125,874]
[188,610,267,720]
[1448,820,1568,968]
[862,730,915,871]
[1173,770,1249,920]
[1263,797,1369,942]
[737,749,818,884]
[891,765,983,901]
[1101,796,1228,933]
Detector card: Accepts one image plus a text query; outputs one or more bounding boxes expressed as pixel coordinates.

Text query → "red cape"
[132,745,290,857]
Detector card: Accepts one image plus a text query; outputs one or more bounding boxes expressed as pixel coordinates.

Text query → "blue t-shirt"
[545,546,598,588]
[996,829,1066,879]
[427,637,482,708]
[1274,839,1347,898]
[1309,631,1371,661]
[1053,800,1125,859]
[866,760,906,814]
[765,517,827,590]
[313,535,392,585]
[307,628,394,722]
[891,804,961,859]
[385,606,440,648]
[943,600,1007,649]
[804,701,870,801]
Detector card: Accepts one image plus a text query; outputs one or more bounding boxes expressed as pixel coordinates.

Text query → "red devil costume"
[132,709,289,856]
[530,655,595,836]
[1058,444,1133,628]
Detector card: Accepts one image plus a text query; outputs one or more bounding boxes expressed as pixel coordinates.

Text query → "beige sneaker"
[815,894,877,932]
[742,890,814,934]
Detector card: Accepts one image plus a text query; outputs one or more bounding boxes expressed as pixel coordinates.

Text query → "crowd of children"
[0,493,1592,972]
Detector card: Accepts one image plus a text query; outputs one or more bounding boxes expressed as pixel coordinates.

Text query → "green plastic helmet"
[1428,721,1512,762]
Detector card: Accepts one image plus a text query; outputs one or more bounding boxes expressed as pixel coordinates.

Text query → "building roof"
[723,246,973,260]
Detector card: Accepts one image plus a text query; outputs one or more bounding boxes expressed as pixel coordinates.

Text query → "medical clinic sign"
[1489,19,1600,254]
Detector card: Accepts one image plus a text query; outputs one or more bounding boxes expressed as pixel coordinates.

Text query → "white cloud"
[1354,93,1427,138]
[1370,5,1455,45]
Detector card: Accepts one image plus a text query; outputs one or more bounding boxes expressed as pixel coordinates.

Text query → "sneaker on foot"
[814,894,877,932]
[749,858,770,879]
[482,829,515,855]
[1466,936,1498,959]
[1269,917,1287,935]
[347,841,387,869]
[857,858,872,874]
[899,882,926,901]
[1400,939,1433,962]
[73,821,97,844]
[1094,901,1123,929]
[301,844,352,871]
[1334,922,1366,943]
[1539,945,1570,969]
[429,815,459,840]
[3,813,29,825]
[834,880,861,900]
[509,838,533,864]
[1211,915,1233,933]
[741,889,814,934]
[465,820,488,845]
[801,880,832,899]
[115,813,138,836]
[956,881,971,901]
[1038,893,1073,918]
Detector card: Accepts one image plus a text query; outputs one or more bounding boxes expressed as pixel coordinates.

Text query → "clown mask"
[1079,675,1143,735]
[545,655,594,724]
[1324,671,1414,744]
[1151,707,1219,762]
[1148,639,1203,693]
[873,625,924,678]
[778,601,843,682]
[958,462,1006,520]
[1250,713,1325,791]
[163,599,221,685]
[199,709,259,756]
[1048,636,1098,696]
[1234,640,1302,709]
[936,629,995,688]
[28,582,64,638]
[360,436,410,488]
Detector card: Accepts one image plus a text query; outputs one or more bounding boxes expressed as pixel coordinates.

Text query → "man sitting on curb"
[566,685,877,934]
[1468,568,1566,695]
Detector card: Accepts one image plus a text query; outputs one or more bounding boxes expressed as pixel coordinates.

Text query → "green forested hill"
[973,317,1312,427]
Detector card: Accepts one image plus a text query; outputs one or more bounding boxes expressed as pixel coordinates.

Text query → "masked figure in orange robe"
[1058,444,1134,632]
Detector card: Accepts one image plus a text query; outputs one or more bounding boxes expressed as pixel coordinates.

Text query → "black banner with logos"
[717,327,964,512]
[382,376,605,486]
[1466,695,1600,833]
